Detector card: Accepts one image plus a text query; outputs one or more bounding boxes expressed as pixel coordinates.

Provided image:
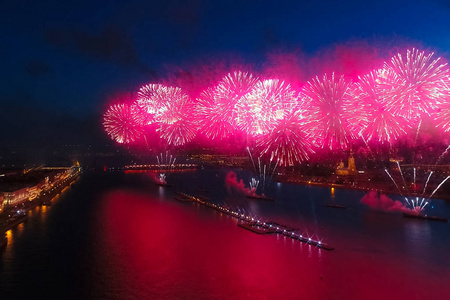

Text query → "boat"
[325,203,347,209]
[403,213,448,222]
[246,194,275,201]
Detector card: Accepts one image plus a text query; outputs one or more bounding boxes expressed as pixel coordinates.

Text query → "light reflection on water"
[0,170,449,299]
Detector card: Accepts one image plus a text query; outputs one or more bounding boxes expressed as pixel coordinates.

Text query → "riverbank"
[277,176,450,201]
[0,170,81,235]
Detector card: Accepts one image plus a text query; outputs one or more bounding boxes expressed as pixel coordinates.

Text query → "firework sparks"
[137,83,192,124]
[158,119,198,146]
[197,71,258,139]
[301,73,354,149]
[352,68,409,143]
[385,48,449,121]
[103,103,144,144]
[235,79,297,136]
[257,111,314,166]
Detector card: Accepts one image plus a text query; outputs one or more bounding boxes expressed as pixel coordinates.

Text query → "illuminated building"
[336,151,357,176]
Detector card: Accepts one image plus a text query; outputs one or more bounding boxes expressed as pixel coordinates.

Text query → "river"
[1,168,449,299]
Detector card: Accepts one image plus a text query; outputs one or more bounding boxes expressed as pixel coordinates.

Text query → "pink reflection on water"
[92,189,449,300]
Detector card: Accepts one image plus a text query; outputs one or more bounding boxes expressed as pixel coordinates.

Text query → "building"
[336,152,357,176]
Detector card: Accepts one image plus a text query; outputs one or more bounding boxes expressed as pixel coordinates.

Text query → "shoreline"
[277,177,450,202]
[0,171,81,235]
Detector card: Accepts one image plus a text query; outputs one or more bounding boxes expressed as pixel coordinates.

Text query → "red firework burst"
[103,103,144,144]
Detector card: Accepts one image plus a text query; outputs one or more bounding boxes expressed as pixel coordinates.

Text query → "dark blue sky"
[1,0,450,147]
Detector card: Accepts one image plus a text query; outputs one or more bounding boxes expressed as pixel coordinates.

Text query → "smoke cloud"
[361,191,419,214]
[225,171,258,196]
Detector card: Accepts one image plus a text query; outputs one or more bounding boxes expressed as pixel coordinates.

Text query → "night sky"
[1,0,450,149]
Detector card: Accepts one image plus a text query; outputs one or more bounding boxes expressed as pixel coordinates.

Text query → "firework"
[385,48,449,121]
[197,71,258,139]
[235,79,297,136]
[158,119,198,146]
[257,111,314,166]
[352,68,410,143]
[136,83,192,124]
[301,73,354,149]
[434,75,450,131]
[103,103,144,144]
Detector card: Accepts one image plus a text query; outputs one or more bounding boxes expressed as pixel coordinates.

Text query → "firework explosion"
[103,103,144,144]
[158,119,198,146]
[385,48,449,121]
[137,84,192,124]
[301,73,354,149]
[103,48,450,167]
[435,75,450,131]
[257,111,314,166]
[352,68,410,143]
[197,71,258,139]
[136,83,197,145]
[234,79,297,136]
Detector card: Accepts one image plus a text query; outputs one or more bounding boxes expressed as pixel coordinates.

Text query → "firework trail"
[301,73,354,149]
[155,151,176,184]
[384,169,412,207]
[249,177,259,190]
[396,161,409,196]
[103,103,145,144]
[428,176,450,199]
[385,48,449,121]
[235,79,297,136]
[436,144,450,165]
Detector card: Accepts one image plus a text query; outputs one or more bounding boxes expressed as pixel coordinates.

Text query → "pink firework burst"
[137,84,191,124]
[197,71,258,140]
[301,73,354,149]
[130,102,154,126]
[434,75,450,131]
[103,103,144,144]
[137,83,198,145]
[234,79,297,136]
[352,68,410,143]
[385,48,449,121]
[158,119,198,146]
[257,110,314,166]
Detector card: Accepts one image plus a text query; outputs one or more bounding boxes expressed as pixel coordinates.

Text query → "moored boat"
[403,213,448,222]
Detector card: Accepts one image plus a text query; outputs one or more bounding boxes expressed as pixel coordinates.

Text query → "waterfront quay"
[174,192,334,250]
[0,165,82,241]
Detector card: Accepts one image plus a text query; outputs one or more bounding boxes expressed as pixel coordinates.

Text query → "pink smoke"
[361,191,419,215]
[225,171,258,196]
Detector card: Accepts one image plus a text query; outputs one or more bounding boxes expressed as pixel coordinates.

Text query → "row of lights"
[178,193,325,248]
